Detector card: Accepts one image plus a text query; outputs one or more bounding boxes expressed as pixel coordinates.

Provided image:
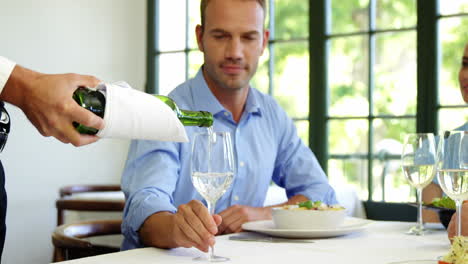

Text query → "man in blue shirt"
[121,0,337,252]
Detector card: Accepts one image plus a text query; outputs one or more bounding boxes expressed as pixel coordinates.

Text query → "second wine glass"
[437,130,468,237]
[401,133,437,235]
[191,131,235,262]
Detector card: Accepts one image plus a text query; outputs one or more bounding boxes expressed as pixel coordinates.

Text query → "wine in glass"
[191,131,235,262]
[437,130,468,237]
[401,133,437,235]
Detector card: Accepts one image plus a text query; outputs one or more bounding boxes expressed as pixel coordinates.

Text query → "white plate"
[241,217,372,238]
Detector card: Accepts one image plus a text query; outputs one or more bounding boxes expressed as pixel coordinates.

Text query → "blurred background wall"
[0,0,146,263]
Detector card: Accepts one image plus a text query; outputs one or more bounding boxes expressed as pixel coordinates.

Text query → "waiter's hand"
[1,65,104,146]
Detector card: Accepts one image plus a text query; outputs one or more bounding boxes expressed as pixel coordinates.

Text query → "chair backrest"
[59,184,122,198]
[53,185,125,262]
[52,219,122,262]
[56,184,125,226]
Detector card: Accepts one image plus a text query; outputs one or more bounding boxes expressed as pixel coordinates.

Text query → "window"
[324,0,418,202]
[310,0,468,204]
[438,1,468,131]
[146,0,202,95]
[148,0,468,204]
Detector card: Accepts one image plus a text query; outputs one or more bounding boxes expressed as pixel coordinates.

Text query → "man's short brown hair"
[200,0,266,28]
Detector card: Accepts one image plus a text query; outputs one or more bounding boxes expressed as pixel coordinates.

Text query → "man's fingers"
[55,123,100,147]
[68,103,105,130]
[217,206,239,234]
[191,201,218,235]
[225,217,244,234]
[213,214,222,226]
[178,202,215,247]
[218,207,235,220]
[182,214,211,246]
[177,215,206,247]
[71,135,101,147]
[173,224,197,249]
[46,116,101,147]
[220,214,243,234]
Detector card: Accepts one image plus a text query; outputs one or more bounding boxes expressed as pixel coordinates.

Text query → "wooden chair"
[54,185,125,262]
[56,184,125,226]
[59,184,122,198]
[52,219,122,262]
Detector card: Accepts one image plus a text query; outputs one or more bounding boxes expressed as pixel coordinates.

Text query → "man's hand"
[217,205,271,235]
[140,200,222,252]
[1,65,104,146]
[447,203,468,240]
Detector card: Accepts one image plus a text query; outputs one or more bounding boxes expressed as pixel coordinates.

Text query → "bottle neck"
[154,95,213,127]
[178,110,213,127]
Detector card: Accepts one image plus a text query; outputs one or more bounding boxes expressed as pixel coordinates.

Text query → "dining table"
[57,220,451,264]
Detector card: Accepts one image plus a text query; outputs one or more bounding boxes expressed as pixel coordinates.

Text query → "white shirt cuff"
[0,56,17,96]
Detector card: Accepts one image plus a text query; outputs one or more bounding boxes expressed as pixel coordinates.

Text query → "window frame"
[146,0,195,94]
[310,0,468,202]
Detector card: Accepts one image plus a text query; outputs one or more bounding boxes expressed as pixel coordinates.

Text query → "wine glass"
[191,131,235,262]
[437,130,468,237]
[401,133,437,235]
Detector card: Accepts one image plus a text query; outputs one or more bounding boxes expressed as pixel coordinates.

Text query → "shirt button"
[234,195,239,201]
[240,161,245,167]
[224,112,229,116]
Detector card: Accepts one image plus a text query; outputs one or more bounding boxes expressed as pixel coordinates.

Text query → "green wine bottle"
[72,87,214,135]
[73,87,105,135]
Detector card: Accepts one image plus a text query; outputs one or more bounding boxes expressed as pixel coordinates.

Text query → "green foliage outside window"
[257,0,466,202]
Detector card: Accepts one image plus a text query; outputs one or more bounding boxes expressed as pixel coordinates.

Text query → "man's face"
[196,0,268,92]
[460,44,468,103]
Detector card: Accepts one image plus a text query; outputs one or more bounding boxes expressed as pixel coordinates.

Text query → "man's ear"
[196,25,204,52]
[260,29,270,55]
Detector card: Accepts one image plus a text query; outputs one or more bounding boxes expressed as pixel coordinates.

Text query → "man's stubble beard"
[205,61,259,92]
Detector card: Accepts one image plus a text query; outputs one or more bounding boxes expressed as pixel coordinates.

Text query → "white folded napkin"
[95,81,188,142]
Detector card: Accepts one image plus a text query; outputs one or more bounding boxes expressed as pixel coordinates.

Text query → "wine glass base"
[193,255,230,262]
[405,225,430,236]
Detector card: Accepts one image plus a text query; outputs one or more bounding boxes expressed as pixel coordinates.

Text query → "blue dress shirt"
[121,69,337,250]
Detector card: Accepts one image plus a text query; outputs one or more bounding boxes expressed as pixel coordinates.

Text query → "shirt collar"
[190,67,262,117]
[244,86,262,116]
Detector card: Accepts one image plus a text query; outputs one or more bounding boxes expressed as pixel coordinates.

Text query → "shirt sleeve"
[120,139,181,250]
[271,101,338,205]
[0,56,16,96]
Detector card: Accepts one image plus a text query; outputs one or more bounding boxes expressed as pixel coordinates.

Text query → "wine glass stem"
[456,200,462,237]
[417,188,423,230]
[207,200,216,260]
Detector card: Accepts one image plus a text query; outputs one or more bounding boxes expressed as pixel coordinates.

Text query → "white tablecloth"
[58,221,450,264]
